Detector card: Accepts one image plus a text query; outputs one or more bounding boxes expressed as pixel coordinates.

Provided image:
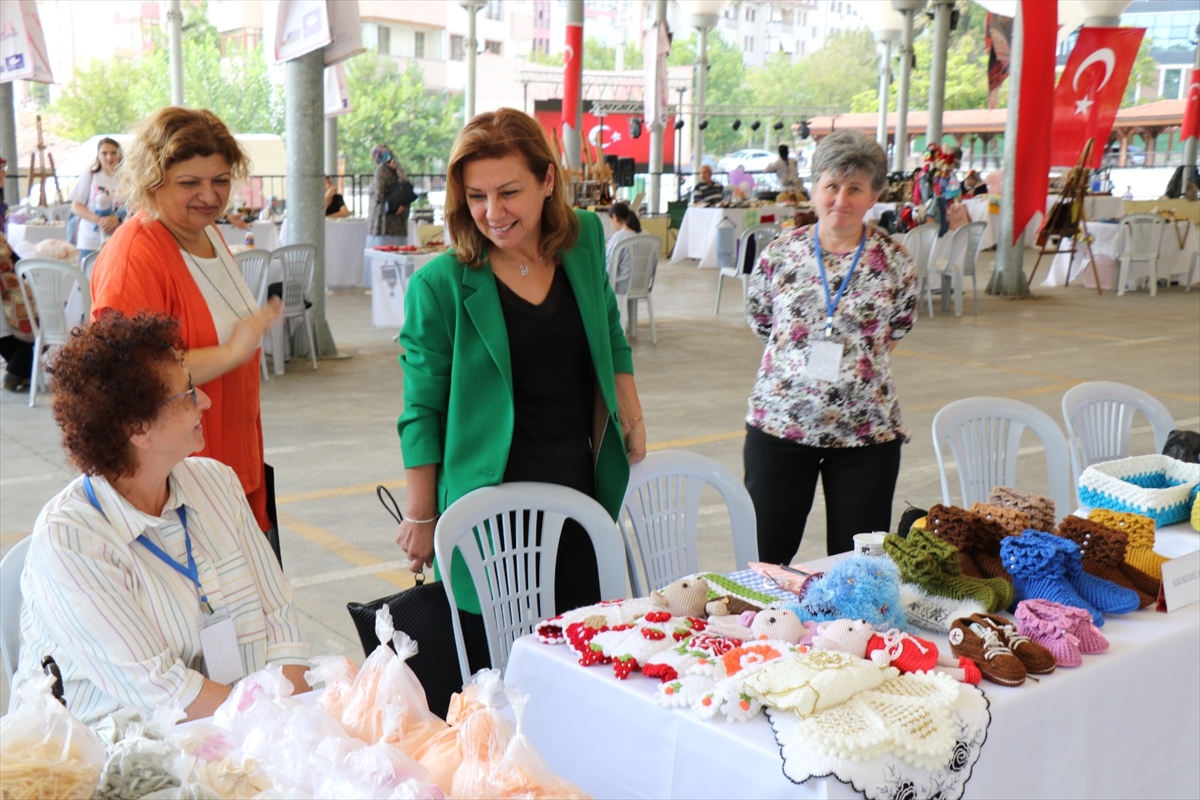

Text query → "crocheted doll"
[809,618,875,657]
[787,556,907,631]
[865,629,981,684]
[706,608,810,644]
[536,575,711,645]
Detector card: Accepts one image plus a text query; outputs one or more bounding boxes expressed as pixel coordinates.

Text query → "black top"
[496,265,594,461]
[325,193,346,216]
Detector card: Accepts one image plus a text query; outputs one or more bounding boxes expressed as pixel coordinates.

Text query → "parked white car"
[717,148,777,174]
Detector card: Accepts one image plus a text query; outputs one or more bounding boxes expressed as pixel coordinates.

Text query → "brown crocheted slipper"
[969,612,1056,675]
[948,617,1027,686]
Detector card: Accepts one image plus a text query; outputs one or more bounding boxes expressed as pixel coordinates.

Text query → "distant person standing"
[71,138,124,262]
[692,165,725,206]
[766,144,806,197]
[367,144,415,246]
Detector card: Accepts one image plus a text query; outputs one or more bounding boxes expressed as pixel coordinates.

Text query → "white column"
[462,1,484,123]
[0,84,17,206]
[168,0,185,105]
[690,16,719,176]
[893,5,918,172]
[926,0,952,149]
[647,0,668,215]
[875,35,897,150]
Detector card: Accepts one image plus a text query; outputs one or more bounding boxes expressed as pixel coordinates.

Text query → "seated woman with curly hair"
[10,310,309,725]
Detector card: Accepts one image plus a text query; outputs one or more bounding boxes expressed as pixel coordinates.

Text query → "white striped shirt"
[11,457,308,724]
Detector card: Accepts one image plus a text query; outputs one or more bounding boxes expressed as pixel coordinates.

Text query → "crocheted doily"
[767,677,991,800]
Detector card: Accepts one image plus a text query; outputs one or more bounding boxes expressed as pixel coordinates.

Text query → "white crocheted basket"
[1078,454,1200,526]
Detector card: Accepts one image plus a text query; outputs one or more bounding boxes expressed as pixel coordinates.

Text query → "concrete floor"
[2,248,1198,712]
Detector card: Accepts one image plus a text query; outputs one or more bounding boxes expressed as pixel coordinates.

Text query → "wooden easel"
[27,115,63,208]
[1029,140,1103,295]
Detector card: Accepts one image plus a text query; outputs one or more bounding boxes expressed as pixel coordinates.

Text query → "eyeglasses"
[163,376,198,408]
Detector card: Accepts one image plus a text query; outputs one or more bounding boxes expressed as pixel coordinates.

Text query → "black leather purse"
[345,487,490,718]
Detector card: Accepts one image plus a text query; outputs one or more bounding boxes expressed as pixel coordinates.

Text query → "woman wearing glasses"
[91,108,280,530]
[10,310,309,725]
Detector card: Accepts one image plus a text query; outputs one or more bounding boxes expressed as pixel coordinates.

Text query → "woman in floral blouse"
[744,130,918,562]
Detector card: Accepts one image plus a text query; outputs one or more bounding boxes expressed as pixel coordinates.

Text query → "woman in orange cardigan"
[91,108,280,530]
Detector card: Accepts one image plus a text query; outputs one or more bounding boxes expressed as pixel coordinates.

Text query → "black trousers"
[0,336,33,379]
[743,424,903,563]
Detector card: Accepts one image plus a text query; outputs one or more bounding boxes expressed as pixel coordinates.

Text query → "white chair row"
[12,259,91,407]
[1115,213,1199,296]
[715,222,781,315]
[235,244,318,374]
[932,381,1175,516]
[607,234,662,345]
[906,221,988,318]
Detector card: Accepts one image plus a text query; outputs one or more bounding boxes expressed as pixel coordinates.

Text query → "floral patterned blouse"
[745,224,918,448]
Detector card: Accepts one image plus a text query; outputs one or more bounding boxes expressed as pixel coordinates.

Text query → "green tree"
[1124,35,1157,108]
[849,28,992,114]
[668,30,747,158]
[524,35,643,70]
[339,50,461,175]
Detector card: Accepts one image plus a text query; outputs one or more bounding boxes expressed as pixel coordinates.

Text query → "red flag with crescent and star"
[1182,68,1200,141]
[1050,27,1145,168]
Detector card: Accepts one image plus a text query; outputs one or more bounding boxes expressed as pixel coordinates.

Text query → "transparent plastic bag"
[486,692,589,799]
[0,673,107,799]
[313,740,440,800]
[94,722,181,799]
[413,669,494,794]
[306,654,360,722]
[449,671,517,799]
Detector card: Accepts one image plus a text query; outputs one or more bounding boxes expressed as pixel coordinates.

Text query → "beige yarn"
[969,502,1032,538]
[743,651,897,718]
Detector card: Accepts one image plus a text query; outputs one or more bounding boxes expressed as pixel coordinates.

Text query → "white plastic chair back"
[619,450,758,597]
[739,223,782,275]
[80,250,100,279]
[272,244,318,370]
[235,249,272,305]
[932,397,1074,516]
[434,482,627,683]
[903,223,940,316]
[15,205,49,222]
[1062,381,1175,488]
[49,203,72,222]
[612,234,662,344]
[1,537,31,685]
[16,259,91,406]
[1117,214,1166,296]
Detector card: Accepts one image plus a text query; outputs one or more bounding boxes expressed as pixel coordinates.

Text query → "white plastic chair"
[15,259,90,407]
[236,249,273,381]
[619,450,758,597]
[272,244,318,371]
[1062,381,1175,489]
[932,397,1074,516]
[939,220,987,316]
[49,203,72,223]
[1,537,31,684]
[903,223,940,317]
[80,250,100,279]
[434,482,627,683]
[1116,214,1166,296]
[610,233,662,344]
[715,222,780,314]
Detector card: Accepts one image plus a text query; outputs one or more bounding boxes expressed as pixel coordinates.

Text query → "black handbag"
[345,487,490,718]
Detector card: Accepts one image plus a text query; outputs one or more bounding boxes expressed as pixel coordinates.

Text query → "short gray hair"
[810,130,888,194]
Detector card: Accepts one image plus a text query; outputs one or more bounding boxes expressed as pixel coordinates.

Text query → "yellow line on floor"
[649,430,746,450]
[893,348,1078,382]
[276,511,415,591]
[970,319,1132,342]
[277,478,406,506]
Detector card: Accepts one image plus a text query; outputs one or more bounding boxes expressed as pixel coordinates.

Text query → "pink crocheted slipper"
[1058,603,1110,654]
[1015,599,1082,668]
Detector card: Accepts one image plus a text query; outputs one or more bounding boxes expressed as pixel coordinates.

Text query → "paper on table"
[1157,550,1200,613]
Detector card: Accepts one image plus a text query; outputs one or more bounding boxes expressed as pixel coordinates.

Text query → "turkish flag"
[1182,68,1200,140]
[1050,27,1145,168]
[1011,0,1056,246]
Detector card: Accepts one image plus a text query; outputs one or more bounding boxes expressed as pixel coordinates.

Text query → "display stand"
[27,115,63,208]
[1029,140,1102,294]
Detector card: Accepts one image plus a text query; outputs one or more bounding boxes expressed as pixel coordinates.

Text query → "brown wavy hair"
[50,310,184,480]
[445,108,579,267]
[120,107,250,218]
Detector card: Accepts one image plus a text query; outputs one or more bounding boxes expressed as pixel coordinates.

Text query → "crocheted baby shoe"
[1047,535,1140,617]
[990,487,1057,533]
[1056,517,1156,607]
[884,533,1005,612]
[1014,600,1083,668]
[926,504,1014,581]
[1058,602,1110,654]
[1088,509,1167,581]
[968,612,1056,675]
[948,618,1026,686]
[970,502,1033,539]
[1000,531,1104,625]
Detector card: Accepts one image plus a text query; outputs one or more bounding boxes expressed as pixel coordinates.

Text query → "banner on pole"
[324,0,363,66]
[0,0,54,84]
[643,21,670,132]
[270,0,332,65]
[324,62,351,118]
[1181,68,1200,141]
[1012,0,1056,246]
[562,22,583,142]
[985,13,1013,98]
[1050,26,1145,168]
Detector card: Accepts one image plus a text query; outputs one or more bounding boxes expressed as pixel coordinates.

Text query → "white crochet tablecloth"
[505,537,1200,799]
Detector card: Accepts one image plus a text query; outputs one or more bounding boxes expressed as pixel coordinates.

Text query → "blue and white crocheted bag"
[1078,454,1200,526]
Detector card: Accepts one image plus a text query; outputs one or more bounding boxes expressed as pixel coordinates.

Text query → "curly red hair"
[50,310,184,480]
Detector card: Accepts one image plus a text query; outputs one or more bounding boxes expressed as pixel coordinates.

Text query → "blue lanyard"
[813,223,867,337]
[83,476,213,613]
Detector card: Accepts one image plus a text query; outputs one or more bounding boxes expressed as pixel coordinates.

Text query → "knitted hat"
[989,487,1057,533]
[968,612,1056,675]
[970,502,1032,539]
[1087,509,1167,580]
[1056,517,1156,607]
[925,504,1013,581]
[1047,535,1140,616]
[883,533,1008,612]
[1014,600,1083,668]
[1001,531,1104,625]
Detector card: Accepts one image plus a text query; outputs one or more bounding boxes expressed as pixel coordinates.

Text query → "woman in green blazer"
[396,109,647,618]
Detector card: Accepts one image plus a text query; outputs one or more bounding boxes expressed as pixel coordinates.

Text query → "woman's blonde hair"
[445,108,578,267]
[121,107,250,217]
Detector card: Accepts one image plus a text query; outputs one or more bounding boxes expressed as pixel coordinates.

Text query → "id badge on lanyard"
[809,223,866,383]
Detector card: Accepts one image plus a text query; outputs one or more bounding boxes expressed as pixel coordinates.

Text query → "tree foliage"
[849,28,992,114]
[339,50,461,176]
[1124,36,1157,108]
[668,30,748,158]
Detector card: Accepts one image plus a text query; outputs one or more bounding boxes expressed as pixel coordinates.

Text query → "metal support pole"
[324,116,338,177]
[1179,25,1199,171]
[926,0,952,149]
[0,83,17,207]
[691,19,717,176]
[647,0,668,215]
[286,50,337,357]
[990,3,1029,298]
[463,1,483,123]
[894,9,915,171]
[875,35,896,150]
[168,0,185,105]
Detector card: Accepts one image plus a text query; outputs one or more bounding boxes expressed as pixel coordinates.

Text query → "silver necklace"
[167,227,251,320]
[496,249,542,277]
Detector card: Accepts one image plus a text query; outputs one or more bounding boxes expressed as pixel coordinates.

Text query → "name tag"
[198,613,245,685]
[1157,550,1200,613]
[808,337,844,383]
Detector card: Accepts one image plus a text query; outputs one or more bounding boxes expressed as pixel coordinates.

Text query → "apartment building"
[709,0,864,67]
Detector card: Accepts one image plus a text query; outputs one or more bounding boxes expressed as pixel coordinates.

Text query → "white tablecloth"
[6,222,67,247]
[669,205,793,268]
[505,529,1199,799]
[216,221,280,253]
[279,218,369,287]
[1043,220,1197,290]
[365,249,439,328]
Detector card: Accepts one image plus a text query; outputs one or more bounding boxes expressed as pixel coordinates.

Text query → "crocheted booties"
[1000,531,1104,625]
[1057,517,1156,607]
[1014,599,1082,668]
[968,612,1056,675]
[926,504,1013,581]
[990,486,1057,533]
[908,528,1015,611]
[1088,509,1167,581]
[1057,602,1110,654]
[884,533,1009,613]
[970,502,1033,539]
[1047,535,1140,617]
